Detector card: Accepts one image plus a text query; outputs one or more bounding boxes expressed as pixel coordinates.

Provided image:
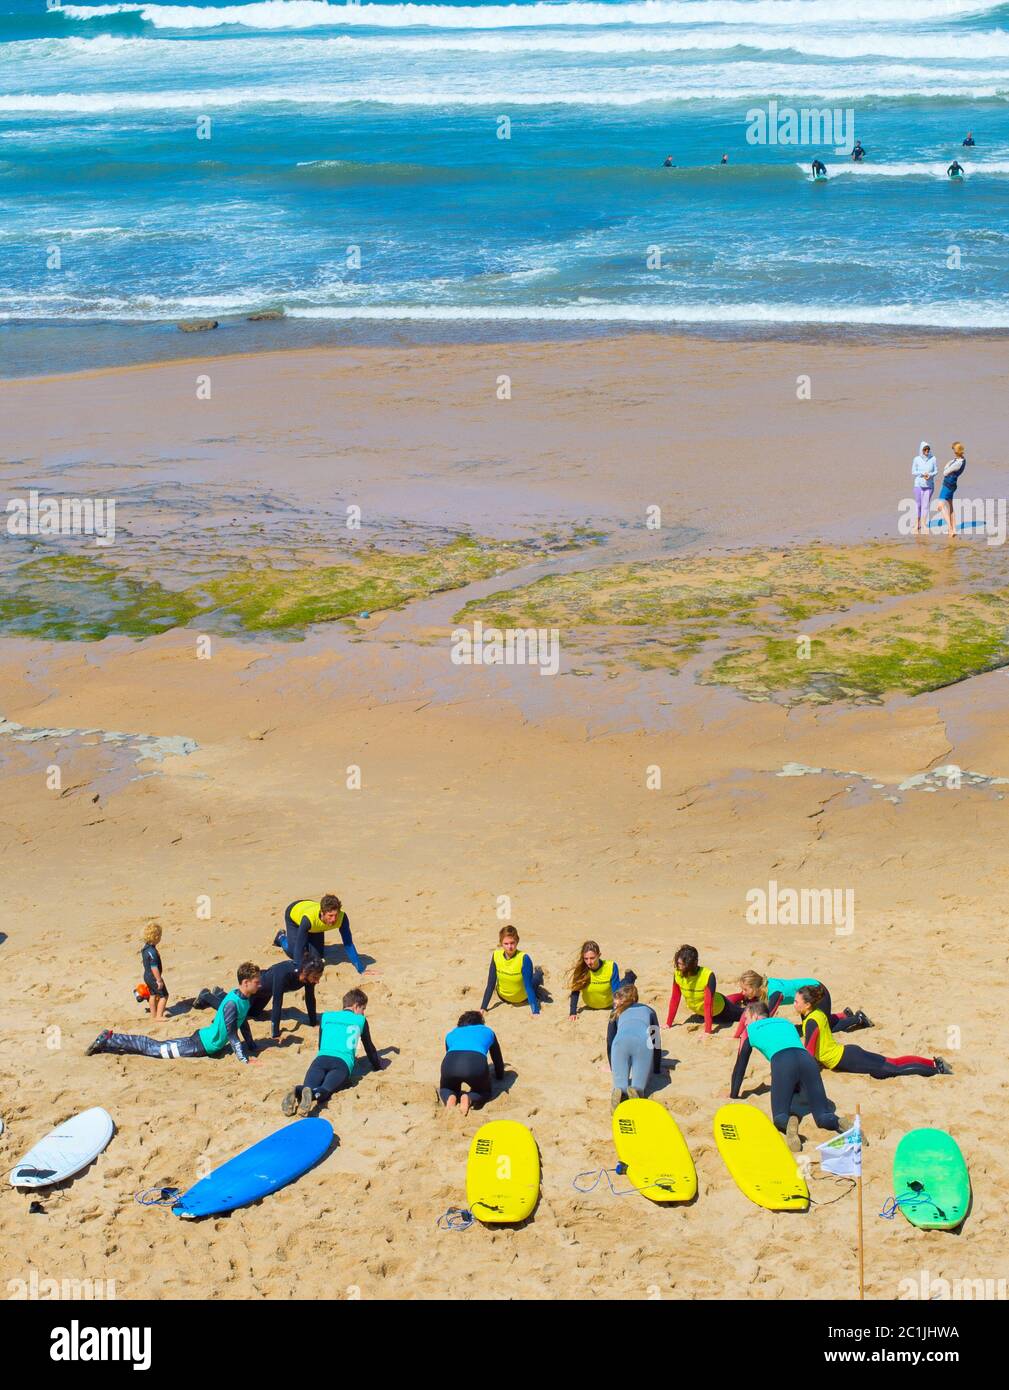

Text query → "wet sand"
[1,334,1006,1301]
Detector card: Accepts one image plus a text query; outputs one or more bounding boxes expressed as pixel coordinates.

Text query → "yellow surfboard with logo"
[713,1103,809,1211]
[466,1120,540,1224]
[612,1098,696,1203]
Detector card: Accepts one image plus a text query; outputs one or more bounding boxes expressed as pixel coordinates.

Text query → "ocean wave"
[6,76,1007,114]
[4,297,1009,329]
[20,28,1009,61]
[802,159,1009,177]
[54,1,1009,34]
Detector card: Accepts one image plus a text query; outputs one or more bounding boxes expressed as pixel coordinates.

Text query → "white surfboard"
[10,1107,114,1188]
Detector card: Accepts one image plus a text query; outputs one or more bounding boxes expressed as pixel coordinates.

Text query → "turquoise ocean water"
[1,0,1008,356]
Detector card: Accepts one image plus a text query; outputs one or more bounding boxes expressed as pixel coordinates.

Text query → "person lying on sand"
[730,1001,852,1152]
[87,962,262,1064]
[732,970,870,1037]
[274,893,376,976]
[439,1010,505,1115]
[568,940,635,1019]
[607,984,662,1112]
[197,958,324,1043]
[281,987,387,1117]
[796,985,950,1079]
[480,925,545,1017]
[666,943,742,1035]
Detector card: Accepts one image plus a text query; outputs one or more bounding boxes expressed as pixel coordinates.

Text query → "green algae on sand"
[0,535,566,642]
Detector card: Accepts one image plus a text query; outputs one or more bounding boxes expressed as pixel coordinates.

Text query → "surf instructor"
[275,893,376,976]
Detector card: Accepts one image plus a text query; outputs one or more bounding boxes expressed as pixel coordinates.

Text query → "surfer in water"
[720,153,728,164]
[811,158,827,179]
[851,139,866,162]
[963,131,976,147]
[947,159,965,178]
[663,155,675,168]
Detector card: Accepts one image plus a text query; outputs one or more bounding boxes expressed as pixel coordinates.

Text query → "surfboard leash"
[134,1186,182,1208]
[879,1183,947,1222]
[572,1167,674,1198]
[436,1206,475,1231]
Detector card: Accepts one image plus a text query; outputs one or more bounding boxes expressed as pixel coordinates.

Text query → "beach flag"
[817,1114,862,1177]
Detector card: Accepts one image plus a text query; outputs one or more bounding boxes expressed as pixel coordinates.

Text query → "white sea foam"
[798,159,1009,177]
[58,1,1009,34]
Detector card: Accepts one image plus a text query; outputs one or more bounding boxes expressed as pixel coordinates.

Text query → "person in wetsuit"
[275,894,373,976]
[480,926,545,1016]
[947,160,964,178]
[282,986,387,1116]
[732,970,870,1036]
[730,1001,851,1151]
[140,922,168,1020]
[87,962,262,1064]
[663,155,675,168]
[248,958,323,1041]
[796,985,950,1079]
[851,140,866,162]
[962,131,975,147]
[666,943,742,1034]
[568,940,636,1019]
[811,158,827,178]
[439,1011,505,1114]
[607,984,662,1110]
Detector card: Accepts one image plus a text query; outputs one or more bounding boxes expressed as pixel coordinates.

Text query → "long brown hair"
[569,940,602,994]
[612,983,639,1019]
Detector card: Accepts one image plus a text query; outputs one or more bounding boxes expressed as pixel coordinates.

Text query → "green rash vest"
[197,988,252,1058]
[318,1009,366,1072]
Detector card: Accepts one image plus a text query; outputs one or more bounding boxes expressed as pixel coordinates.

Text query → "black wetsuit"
[801,1017,937,1078]
[304,1019,382,1101]
[731,1028,840,1131]
[284,902,363,973]
[249,961,317,1038]
[439,1024,505,1104]
[141,943,168,1000]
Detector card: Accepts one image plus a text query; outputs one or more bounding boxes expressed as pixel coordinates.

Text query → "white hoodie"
[912,442,937,485]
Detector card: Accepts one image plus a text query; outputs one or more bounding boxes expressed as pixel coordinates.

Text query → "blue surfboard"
[173,1118,332,1219]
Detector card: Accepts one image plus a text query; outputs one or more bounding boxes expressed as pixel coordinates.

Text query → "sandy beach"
[2,333,1007,1302]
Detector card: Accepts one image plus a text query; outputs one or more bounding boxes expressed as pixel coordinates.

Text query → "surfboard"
[466,1119,540,1224]
[10,1106,114,1189]
[612,1098,696,1203]
[173,1117,332,1219]
[813,173,828,182]
[713,1103,809,1211]
[892,1128,970,1230]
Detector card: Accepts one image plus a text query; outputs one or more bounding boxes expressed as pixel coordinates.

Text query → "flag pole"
[856,1104,865,1300]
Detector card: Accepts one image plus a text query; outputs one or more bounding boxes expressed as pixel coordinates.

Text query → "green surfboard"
[892,1129,970,1230]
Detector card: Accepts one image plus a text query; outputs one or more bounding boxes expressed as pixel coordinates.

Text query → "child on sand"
[439,1011,505,1115]
[140,923,168,1020]
[480,926,545,1016]
[607,984,662,1111]
[568,940,636,1019]
[795,985,950,1079]
[666,944,743,1035]
[282,987,387,1117]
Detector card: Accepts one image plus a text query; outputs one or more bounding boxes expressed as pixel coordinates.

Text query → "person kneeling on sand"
[607,985,662,1112]
[730,1001,851,1152]
[87,962,262,1064]
[281,987,387,1117]
[274,893,376,977]
[439,1010,505,1115]
[480,926,546,1016]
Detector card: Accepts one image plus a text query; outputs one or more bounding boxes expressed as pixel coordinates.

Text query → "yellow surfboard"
[713,1103,809,1211]
[466,1120,540,1224]
[612,1099,697,1203]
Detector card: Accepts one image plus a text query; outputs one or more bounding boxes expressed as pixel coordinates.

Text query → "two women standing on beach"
[912,440,966,537]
